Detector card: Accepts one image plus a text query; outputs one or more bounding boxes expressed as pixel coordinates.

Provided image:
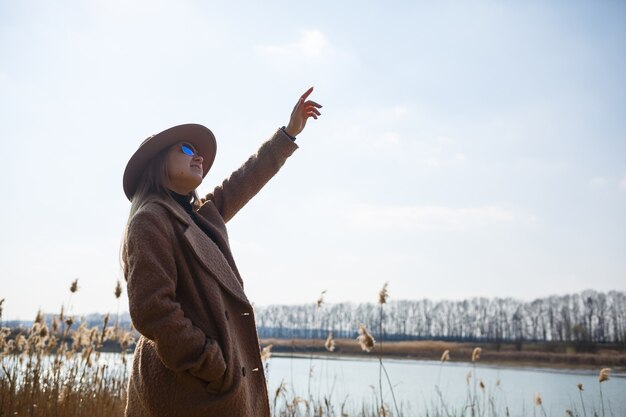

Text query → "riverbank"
[260,338,626,372]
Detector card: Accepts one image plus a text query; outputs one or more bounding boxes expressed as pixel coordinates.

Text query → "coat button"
[241,366,246,377]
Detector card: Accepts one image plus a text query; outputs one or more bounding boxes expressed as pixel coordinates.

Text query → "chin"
[191,178,203,189]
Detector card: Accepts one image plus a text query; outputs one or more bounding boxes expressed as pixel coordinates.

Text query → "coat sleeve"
[199,127,298,223]
[125,208,227,383]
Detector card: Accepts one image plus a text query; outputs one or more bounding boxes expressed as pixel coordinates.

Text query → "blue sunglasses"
[180,143,200,158]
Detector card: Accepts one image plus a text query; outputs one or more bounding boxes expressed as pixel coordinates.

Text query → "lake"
[7,351,622,415]
[265,354,625,416]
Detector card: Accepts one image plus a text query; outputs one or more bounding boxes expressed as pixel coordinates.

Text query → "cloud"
[338,104,412,150]
[364,131,401,150]
[90,0,176,19]
[426,152,467,168]
[346,204,516,231]
[256,30,335,62]
[380,105,409,123]
[589,176,626,191]
[590,176,608,187]
[336,110,469,172]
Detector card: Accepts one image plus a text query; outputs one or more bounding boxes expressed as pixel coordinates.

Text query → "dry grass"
[0,315,133,416]
[2,321,621,417]
[1,279,623,417]
[356,324,376,353]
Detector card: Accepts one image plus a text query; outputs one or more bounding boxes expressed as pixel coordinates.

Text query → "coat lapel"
[150,197,251,306]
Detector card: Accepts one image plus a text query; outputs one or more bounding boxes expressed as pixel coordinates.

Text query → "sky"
[1,1,625,320]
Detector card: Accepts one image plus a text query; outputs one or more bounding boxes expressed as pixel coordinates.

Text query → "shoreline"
[270,351,626,376]
[260,337,626,373]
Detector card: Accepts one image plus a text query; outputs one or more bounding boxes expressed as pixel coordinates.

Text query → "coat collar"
[145,195,251,307]
[145,194,191,225]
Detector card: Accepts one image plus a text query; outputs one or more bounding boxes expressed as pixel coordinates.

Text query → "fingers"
[292,97,303,113]
[289,87,322,128]
[294,87,321,111]
[293,103,322,118]
[306,106,321,117]
[304,100,322,108]
[301,86,314,101]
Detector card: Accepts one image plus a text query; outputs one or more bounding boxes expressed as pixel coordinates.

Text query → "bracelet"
[281,126,297,141]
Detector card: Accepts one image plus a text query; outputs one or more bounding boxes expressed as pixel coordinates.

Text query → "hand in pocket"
[205,364,227,395]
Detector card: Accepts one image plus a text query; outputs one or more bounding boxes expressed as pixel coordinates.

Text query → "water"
[265,355,626,416]
[6,352,622,415]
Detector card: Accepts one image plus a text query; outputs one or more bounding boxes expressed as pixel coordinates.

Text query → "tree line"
[254,290,626,345]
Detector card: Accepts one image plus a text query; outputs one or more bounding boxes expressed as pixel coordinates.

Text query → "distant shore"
[260,338,626,372]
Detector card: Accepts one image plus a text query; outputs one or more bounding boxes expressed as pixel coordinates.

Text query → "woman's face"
[164,142,204,195]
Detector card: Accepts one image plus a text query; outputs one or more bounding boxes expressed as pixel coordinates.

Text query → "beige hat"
[123,123,217,201]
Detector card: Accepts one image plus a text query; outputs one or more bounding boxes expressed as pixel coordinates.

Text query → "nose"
[193,154,203,165]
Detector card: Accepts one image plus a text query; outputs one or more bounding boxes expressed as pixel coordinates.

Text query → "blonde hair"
[119,145,201,278]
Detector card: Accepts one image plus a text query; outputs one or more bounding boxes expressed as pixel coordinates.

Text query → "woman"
[121,87,322,417]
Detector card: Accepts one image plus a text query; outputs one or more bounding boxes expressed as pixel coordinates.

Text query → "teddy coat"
[124,128,298,417]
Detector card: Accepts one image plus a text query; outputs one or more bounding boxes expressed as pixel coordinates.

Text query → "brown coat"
[124,129,298,417]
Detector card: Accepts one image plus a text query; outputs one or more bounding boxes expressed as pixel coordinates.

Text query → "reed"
[577,382,588,417]
[598,367,610,417]
[307,289,328,410]
[435,349,451,417]
[356,324,375,353]
[0,318,130,415]
[1,280,620,417]
[325,332,336,352]
[2,320,619,417]
[534,392,547,417]
[470,347,482,416]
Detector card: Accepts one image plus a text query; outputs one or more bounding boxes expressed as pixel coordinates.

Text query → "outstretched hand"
[285,87,322,137]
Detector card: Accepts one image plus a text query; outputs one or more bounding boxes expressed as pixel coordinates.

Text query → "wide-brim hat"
[123,123,217,201]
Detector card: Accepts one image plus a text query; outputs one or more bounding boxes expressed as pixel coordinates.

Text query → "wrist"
[281,126,297,141]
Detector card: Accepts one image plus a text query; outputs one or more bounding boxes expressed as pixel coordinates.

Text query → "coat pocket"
[204,364,227,395]
[186,337,228,395]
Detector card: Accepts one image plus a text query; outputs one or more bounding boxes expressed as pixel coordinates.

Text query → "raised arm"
[200,129,295,223]
[125,208,226,384]
[200,87,322,223]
